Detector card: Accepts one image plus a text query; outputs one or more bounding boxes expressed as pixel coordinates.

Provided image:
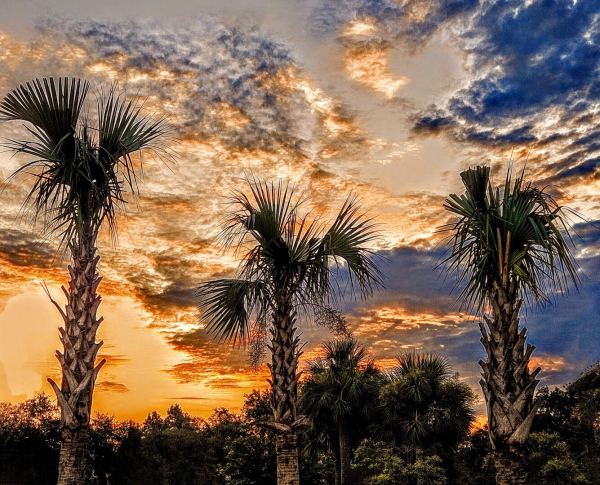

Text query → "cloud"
[96,381,129,393]
[309,0,478,44]
[39,17,305,154]
[340,19,410,99]
[335,244,600,400]
[409,0,600,190]
[1,9,598,418]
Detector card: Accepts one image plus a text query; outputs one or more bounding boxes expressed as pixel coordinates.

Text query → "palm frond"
[195,278,266,346]
[0,77,172,250]
[220,177,302,253]
[440,165,579,312]
[301,337,380,427]
[97,84,171,195]
[320,194,383,298]
[0,77,88,149]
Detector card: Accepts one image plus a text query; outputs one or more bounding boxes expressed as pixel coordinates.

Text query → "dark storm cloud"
[0,229,56,268]
[163,236,599,390]
[410,0,600,184]
[338,247,484,376]
[341,242,599,388]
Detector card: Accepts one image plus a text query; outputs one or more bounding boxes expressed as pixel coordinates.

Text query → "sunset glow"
[0,0,598,428]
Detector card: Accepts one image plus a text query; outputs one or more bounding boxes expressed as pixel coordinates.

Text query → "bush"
[352,439,447,485]
[527,432,589,485]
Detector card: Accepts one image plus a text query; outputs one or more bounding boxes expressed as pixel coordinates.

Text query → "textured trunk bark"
[339,424,351,485]
[268,300,301,485]
[333,439,341,485]
[493,448,529,485]
[584,425,600,483]
[57,428,89,485]
[46,236,106,485]
[275,433,300,485]
[479,282,539,485]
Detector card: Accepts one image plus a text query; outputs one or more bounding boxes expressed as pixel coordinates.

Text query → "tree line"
[0,77,598,484]
[0,352,596,484]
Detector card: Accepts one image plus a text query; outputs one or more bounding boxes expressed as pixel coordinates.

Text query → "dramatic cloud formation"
[411,0,600,196]
[0,1,598,420]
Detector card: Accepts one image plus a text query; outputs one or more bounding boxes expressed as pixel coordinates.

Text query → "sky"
[0,0,599,422]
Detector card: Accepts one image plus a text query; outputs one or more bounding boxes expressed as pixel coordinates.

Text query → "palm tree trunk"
[334,450,341,485]
[478,285,540,485]
[46,237,106,485]
[268,302,301,485]
[57,428,89,484]
[338,423,351,485]
[493,449,528,485]
[275,433,300,485]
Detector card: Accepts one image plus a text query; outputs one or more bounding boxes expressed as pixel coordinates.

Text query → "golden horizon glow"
[0,12,597,424]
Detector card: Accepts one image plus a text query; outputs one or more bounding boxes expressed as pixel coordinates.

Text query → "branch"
[40,281,67,323]
[251,420,292,434]
[47,377,77,427]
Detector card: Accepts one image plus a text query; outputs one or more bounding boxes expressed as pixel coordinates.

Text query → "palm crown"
[302,338,380,426]
[378,352,475,449]
[196,178,383,345]
[0,77,170,246]
[441,165,579,312]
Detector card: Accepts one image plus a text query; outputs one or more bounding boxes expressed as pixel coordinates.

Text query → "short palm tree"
[301,337,381,485]
[441,165,579,484]
[568,361,600,482]
[0,77,169,484]
[378,352,475,459]
[196,179,382,485]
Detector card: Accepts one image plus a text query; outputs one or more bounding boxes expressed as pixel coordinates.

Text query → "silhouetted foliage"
[0,394,60,484]
[0,373,596,485]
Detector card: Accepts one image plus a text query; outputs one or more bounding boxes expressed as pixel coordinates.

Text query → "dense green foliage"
[376,352,475,455]
[0,363,594,484]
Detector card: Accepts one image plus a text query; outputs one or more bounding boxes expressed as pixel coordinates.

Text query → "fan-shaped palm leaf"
[0,77,171,248]
[197,178,382,347]
[440,165,579,312]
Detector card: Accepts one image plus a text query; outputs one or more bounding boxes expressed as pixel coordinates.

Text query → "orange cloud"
[529,354,576,374]
[344,42,410,99]
[354,305,471,335]
[340,19,409,99]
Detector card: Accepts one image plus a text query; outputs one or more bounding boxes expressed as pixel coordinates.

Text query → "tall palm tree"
[377,352,475,459]
[441,165,579,484]
[301,337,381,485]
[0,77,169,485]
[196,179,382,485]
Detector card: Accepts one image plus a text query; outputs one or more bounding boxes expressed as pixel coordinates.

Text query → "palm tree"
[196,179,382,485]
[568,360,600,482]
[0,77,169,484]
[377,352,475,460]
[441,165,579,484]
[301,337,381,485]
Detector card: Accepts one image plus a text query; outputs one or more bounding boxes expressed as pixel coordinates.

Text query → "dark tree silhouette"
[301,337,380,485]
[377,352,475,458]
[196,178,382,485]
[0,77,170,484]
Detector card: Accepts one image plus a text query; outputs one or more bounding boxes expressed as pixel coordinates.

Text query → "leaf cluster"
[0,77,171,249]
[441,165,579,312]
[196,177,382,345]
